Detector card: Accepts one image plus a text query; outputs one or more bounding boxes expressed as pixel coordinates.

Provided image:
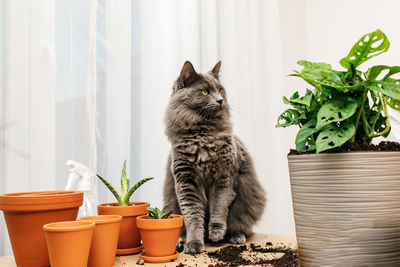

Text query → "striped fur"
[163,61,266,254]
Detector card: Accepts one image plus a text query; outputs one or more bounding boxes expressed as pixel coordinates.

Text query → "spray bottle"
[65,160,98,218]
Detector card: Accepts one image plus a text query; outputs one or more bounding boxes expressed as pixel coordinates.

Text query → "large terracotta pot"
[137,214,183,263]
[288,152,400,266]
[78,215,122,267]
[0,191,83,267]
[44,221,95,267]
[97,202,148,255]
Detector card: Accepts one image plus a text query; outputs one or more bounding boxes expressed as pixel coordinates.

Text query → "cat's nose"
[216,98,223,105]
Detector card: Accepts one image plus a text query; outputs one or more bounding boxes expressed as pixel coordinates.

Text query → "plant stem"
[378,94,391,137]
[351,91,368,143]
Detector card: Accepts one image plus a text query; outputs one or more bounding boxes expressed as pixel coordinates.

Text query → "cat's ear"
[179,61,199,86]
[210,61,221,79]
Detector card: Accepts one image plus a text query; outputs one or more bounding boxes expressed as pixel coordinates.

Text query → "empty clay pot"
[78,215,122,267]
[137,214,183,262]
[98,202,148,255]
[44,221,95,267]
[0,191,83,267]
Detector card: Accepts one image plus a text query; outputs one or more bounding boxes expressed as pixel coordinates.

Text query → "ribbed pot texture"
[288,152,400,267]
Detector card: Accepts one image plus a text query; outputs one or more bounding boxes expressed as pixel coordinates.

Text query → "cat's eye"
[219,88,223,93]
[202,89,210,96]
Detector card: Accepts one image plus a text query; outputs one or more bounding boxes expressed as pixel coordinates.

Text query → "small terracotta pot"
[137,214,183,262]
[78,215,122,267]
[98,202,148,255]
[0,191,83,267]
[44,221,95,267]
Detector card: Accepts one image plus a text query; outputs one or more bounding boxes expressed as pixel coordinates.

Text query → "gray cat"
[163,61,266,254]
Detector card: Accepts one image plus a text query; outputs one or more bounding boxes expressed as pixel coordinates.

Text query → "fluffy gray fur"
[163,61,266,254]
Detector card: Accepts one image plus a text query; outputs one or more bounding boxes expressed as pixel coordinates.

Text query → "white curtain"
[0,0,294,256]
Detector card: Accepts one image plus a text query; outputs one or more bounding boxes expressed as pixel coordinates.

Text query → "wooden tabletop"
[0,234,297,267]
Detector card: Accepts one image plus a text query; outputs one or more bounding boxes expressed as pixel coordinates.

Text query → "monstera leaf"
[276,109,305,128]
[283,90,313,109]
[295,119,318,152]
[386,97,400,111]
[316,99,358,130]
[365,65,400,101]
[340,29,390,69]
[293,61,365,92]
[316,122,355,154]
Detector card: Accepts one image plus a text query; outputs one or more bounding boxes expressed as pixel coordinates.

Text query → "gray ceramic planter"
[288,152,400,267]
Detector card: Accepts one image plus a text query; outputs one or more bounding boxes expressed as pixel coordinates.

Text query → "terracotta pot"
[97,202,148,255]
[137,214,183,262]
[78,215,122,267]
[288,152,400,266]
[0,191,83,267]
[44,221,95,267]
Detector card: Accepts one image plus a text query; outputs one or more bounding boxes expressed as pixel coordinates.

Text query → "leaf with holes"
[340,29,390,69]
[275,109,305,128]
[295,119,318,152]
[283,90,313,108]
[366,65,400,81]
[316,99,357,130]
[316,122,355,154]
[365,65,400,100]
[386,97,400,111]
[293,63,365,92]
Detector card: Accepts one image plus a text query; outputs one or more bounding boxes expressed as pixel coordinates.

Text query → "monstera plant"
[282,30,400,267]
[276,29,400,153]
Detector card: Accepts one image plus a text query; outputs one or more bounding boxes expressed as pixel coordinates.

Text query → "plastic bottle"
[65,160,98,217]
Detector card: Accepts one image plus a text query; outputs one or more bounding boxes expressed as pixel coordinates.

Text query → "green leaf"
[161,211,174,219]
[366,65,400,81]
[297,60,332,70]
[120,160,128,198]
[293,62,365,93]
[161,200,174,215]
[122,177,154,205]
[283,90,313,108]
[316,122,355,153]
[375,114,391,137]
[295,119,318,152]
[316,99,358,129]
[275,109,304,128]
[365,65,400,100]
[386,97,400,111]
[340,29,390,69]
[97,174,122,205]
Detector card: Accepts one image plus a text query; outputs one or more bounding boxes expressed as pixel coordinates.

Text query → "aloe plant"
[145,201,174,219]
[276,29,400,154]
[97,160,153,206]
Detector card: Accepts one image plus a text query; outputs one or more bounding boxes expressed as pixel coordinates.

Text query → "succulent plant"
[97,160,153,206]
[145,201,174,219]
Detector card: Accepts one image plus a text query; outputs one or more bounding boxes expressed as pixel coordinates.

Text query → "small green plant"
[97,160,153,206]
[276,29,400,153]
[145,201,174,219]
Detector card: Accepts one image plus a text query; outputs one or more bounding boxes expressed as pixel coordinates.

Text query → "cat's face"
[171,61,229,120]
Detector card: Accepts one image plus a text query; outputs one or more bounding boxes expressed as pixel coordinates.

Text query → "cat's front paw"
[184,240,205,254]
[208,228,226,242]
[227,232,246,244]
[208,222,226,242]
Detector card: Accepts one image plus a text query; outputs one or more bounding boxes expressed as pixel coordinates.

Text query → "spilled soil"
[175,242,298,267]
[288,141,400,155]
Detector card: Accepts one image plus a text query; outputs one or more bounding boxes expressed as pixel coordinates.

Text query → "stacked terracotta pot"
[0,191,123,267]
